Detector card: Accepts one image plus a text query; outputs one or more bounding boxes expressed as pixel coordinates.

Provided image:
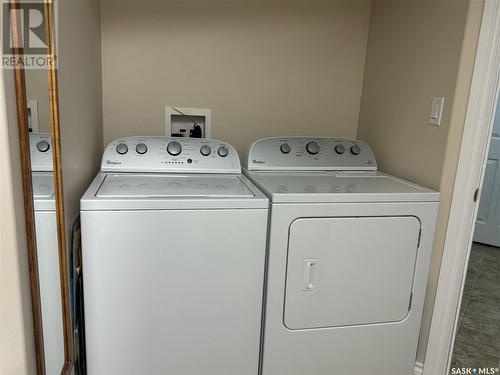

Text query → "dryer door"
[284,216,420,330]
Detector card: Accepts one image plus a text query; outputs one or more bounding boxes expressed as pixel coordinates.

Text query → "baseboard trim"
[414,361,424,375]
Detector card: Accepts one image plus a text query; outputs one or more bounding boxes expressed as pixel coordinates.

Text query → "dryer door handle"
[302,259,317,291]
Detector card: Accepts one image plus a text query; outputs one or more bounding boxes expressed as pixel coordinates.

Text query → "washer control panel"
[101,137,241,173]
[29,132,53,172]
[247,137,377,171]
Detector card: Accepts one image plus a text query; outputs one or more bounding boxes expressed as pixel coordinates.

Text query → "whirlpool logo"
[106,160,121,165]
[252,159,266,164]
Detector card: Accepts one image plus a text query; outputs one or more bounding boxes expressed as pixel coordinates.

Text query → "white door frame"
[424,0,500,374]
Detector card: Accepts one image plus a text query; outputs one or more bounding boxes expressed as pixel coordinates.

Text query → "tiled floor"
[450,243,500,370]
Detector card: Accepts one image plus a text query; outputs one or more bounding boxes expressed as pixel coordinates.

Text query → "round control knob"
[135,143,148,155]
[350,144,361,155]
[36,140,50,153]
[218,146,229,157]
[167,141,182,156]
[116,143,128,155]
[280,143,291,154]
[200,145,211,156]
[335,144,345,154]
[306,141,320,155]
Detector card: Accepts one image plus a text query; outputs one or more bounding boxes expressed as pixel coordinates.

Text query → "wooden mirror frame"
[10,1,73,374]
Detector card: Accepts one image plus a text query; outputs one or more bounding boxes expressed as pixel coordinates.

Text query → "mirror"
[25,14,65,372]
[10,1,72,374]
[29,129,63,375]
[26,131,64,374]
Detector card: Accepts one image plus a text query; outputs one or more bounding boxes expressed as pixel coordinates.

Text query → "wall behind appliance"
[356,0,484,363]
[58,0,103,242]
[100,0,372,154]
[0,69,36,373]
[25,69,50,133]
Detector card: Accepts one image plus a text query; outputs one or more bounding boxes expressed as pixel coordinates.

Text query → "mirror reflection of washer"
[30,133,64,375]
[80,136,268,374]
[244,137,439,375]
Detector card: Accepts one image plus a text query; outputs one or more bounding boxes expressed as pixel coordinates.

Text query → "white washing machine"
[244,137,439,375]
[80,136,269,374]
[30,133,64,375]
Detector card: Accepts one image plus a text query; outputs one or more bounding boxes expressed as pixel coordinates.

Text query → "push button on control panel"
[200,145,211,156]
[36,140,50,153]
[335,144,345,155]
[167,141,182,156]
[136,143,148,155]
[116,143,128,155]
[350,144,361,155]
[280,143,291,154]
[306,141,320,155]
[218,146,229,157]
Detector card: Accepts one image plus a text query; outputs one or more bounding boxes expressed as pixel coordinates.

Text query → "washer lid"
[96,174,255,198]
[246,171,439,203]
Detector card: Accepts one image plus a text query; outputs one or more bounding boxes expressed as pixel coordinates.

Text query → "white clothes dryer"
[244,137,439,375]
[80,137,268,374]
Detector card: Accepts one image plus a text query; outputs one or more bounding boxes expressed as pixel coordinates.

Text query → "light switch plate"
[429,97,445,126]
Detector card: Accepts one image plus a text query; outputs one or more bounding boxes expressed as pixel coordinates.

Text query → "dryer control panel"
[247,137,377,171]
[101,137,241,174]
[30,132,53,172]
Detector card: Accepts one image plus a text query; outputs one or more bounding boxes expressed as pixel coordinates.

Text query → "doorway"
[450,98,500,370]
[451,243,500,369]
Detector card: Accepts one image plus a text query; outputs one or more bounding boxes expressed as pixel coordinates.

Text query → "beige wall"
[100,0,372,154]
[419,0,485,361]
[357,0,484,362]
[0,70,36,373]
[23,5,50,135]
[358,0,470,190]
[58,0,103,239]
[25,70,50,134]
